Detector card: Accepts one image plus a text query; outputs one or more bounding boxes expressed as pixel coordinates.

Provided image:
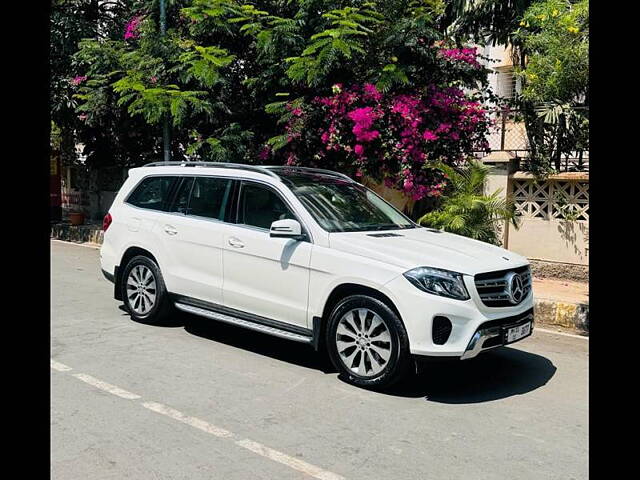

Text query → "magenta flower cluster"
[71,75,87,86]
[124,16,142,40]
[280,83,491,200]
[438,47,481,68]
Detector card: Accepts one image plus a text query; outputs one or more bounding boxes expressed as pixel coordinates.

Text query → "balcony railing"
[475,108,589,173]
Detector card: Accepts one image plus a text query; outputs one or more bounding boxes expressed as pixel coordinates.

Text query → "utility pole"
[160,0,171,162]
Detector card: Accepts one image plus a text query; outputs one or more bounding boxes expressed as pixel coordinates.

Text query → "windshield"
[286,177,416,233]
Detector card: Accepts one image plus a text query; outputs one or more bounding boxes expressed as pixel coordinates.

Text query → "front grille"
[474,265,532,307]
[478,308,534,331]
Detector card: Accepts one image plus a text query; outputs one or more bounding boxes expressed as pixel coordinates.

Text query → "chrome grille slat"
[474,266,532,307]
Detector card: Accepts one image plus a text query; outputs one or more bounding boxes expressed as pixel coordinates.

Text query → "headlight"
[403,267,470,300]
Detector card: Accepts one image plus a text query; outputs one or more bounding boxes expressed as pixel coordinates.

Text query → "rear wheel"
[326,295,411,389]
[120,255,173,323]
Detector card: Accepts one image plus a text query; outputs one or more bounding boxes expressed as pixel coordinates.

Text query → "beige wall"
[505,172,589,266]
[508,217,588,265]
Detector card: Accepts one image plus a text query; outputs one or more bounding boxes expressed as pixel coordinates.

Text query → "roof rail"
[263,166,354,182]
[142,161,280,179]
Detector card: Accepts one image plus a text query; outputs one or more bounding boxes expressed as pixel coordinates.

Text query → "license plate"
[506,322,531,343]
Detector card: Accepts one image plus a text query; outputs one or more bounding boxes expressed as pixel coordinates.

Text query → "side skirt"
[172,295,315,345]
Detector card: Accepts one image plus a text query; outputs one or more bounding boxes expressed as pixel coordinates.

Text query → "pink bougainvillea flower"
[71,75,87,86]
[277,82,490,202]
[258,145,271,161]
[124,16,142,40]
[363,83,382,102]
[438,47,481,68]
[422,130,438,141]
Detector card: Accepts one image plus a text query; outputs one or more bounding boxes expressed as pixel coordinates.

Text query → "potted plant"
[69,210,85,226]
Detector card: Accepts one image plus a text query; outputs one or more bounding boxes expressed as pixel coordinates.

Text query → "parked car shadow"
[121,304,188,328]
[381,347,557,403]
[129,309,556,403]
[180,311,337,374]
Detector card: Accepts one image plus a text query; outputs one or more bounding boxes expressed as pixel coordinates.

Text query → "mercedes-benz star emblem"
[505,272,525,304]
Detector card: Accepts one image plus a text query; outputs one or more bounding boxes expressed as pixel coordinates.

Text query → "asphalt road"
[51,240,588,480]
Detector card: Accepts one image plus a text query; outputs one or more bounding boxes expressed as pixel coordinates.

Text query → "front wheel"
[326,295,411,389]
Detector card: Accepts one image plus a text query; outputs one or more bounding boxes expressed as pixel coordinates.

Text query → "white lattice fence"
[506,174,589,265]
[512,178,589,222]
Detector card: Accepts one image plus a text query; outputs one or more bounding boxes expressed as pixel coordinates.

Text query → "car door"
[222,180,312,328]
[156,175,234,305]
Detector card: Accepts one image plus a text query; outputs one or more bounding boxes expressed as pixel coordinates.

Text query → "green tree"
[514,0,589,173]
[442,0,534,54]
[418,161,519,245]
[68,0,493,175]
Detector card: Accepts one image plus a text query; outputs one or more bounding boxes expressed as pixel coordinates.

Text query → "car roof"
[130,162,354,184]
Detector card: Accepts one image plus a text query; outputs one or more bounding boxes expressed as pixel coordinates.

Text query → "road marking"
[51,360,73,372]
[51,239,101,249]
[141,402,234,438]
[235,439,345,480]
[55,363,346,478]
[535,328,589,340]
[72,373,141,399]
[142,401,345,479]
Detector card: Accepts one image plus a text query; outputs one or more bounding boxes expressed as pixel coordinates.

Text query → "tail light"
[102,212,113,232]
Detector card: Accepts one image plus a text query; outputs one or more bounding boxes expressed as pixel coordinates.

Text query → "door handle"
[164,225,178,236]
[228,237,244,248]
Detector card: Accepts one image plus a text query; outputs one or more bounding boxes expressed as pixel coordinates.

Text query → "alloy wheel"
[126,265,157,315]
[335,308,392,378]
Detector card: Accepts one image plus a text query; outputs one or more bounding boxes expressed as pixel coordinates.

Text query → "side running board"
[174,302,314,344]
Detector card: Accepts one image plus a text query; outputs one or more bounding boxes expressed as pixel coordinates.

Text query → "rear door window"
[168,177,195,214]
[126,176,176,211]
[188,177,234,220]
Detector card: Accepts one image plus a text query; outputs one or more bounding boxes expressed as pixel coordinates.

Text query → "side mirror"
[270,219,305,240]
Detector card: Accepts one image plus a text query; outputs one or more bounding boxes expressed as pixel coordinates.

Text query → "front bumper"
[460,309,534,360]
[382,274,535,358]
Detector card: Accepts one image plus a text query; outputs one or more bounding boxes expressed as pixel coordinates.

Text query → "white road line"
[72,373,141,400]
[141,402,234,438]
[142,402,345,479]
[55,364,346,479]
[51,239,101,249]
[235,438,346,480]
[51,360,73,372]
[535,328,589,340]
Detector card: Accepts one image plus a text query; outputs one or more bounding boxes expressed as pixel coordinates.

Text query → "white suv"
[100,162,534,388]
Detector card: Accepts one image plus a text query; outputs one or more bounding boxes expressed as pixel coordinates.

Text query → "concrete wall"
[483,156,589,266]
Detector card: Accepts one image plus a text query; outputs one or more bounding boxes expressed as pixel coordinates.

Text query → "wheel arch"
[114,246,159,300]
[313,283,403,351]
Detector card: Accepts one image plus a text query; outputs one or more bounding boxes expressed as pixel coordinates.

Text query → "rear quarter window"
[126,176,176,211]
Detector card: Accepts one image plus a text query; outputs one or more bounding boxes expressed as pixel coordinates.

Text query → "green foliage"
[178,43,235,87]
[112,74,211,125]
[513,0,589,173]
[285,4,383,86]
[57,0,493,169]
[515,0,589,104]
[418,161,519,245]
[442,0,534,48]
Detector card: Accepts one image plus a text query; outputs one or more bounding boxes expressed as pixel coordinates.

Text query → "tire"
[120,255,173,324]
[326,295,411,389]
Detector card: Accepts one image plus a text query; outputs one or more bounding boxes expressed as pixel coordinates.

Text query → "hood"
[328,227,528,276]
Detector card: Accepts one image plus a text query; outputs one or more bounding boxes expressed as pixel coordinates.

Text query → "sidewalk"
[532,278,589,335]
[51,224,589,335]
